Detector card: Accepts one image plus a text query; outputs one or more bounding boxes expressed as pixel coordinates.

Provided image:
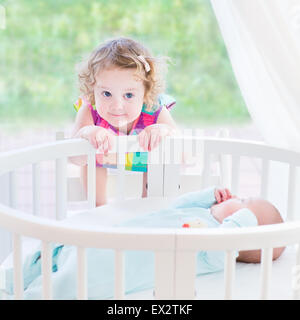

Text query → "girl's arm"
[156,105,179,133]
[70,101,109,206]
[138,106,180,152]
[71,100,95,139]
[70,102,115,164]
[81,165,108,207]
[69,102,95,166]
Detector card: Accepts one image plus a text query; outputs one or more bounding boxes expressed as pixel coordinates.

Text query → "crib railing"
[0,136,176,299]
[182,137,300,299]
[176,221,300,299]
[201,137,300,221]
[0,203,178,299]
[1,202,300,300]
[1,136,300,300]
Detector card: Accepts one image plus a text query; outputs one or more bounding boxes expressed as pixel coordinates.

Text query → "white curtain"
[210,0,300,152]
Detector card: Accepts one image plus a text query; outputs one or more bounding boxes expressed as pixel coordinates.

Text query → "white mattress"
[1,198,297,300]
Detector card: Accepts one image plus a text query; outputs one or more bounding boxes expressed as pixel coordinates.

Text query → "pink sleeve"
[80,96,98,125]
[166,101,176,110]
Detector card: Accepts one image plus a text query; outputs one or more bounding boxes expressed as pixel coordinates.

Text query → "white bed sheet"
[1,198,297,300]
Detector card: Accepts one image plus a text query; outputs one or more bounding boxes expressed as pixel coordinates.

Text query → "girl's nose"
[111,98,124,111]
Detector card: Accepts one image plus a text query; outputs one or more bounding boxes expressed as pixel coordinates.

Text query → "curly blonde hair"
[76,37,169,109]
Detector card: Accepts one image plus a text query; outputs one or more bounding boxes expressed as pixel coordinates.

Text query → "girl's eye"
[125,93,134,99]
[102,91,111,97]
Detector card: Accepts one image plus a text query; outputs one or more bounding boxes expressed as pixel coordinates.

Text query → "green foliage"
[0,0,249,127]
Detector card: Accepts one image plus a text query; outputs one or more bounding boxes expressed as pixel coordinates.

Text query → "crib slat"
[164,164,180,197]
[41,241,52,300]
[116,137,126,201]
[231,155,240,194]
[260,159,269,199]
[13,234,23,299]
[116,164,125,202]
[114,250,124,299]
[219,154,231,189]
[9,171,17,209]
[77,247,87,300]
[259,248,273,300]
[154,251,175,299]
[224,250,236,299]
[174,251,196,299]
[202,152,212,188]
[56,157,67,220]
[293,244,300,300]
[287,164,296,221]
[32,162,40,216]
[148,142,164,197]
[163,137,181,197]
[183,132,194,167]
[87,152,96,207]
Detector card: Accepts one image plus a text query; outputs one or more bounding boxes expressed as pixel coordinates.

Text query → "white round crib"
[0,135,300,300]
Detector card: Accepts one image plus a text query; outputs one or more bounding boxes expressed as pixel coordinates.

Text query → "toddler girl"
[70,37,178,206]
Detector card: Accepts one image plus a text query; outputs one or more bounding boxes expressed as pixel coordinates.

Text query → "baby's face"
[94,67,145,133]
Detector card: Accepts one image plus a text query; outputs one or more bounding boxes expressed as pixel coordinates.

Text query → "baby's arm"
[169,186,217,210]
[219,208,258,229]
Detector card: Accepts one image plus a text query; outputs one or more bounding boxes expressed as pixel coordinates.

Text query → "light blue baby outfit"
[4,187,257,299]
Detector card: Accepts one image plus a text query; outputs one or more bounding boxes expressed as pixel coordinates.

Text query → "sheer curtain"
[210,0,300,152]
[210,0,300,219]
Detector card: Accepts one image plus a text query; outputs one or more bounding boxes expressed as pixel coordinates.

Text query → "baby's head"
[76,37,168,129]
[211,197,285,263]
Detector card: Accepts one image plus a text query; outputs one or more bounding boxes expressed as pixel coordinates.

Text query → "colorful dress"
[74,94,176,172]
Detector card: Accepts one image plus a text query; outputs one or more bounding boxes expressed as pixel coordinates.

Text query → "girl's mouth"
[109,113,126,117]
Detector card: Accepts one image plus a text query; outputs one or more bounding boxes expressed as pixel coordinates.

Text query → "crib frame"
[0,136,300,300]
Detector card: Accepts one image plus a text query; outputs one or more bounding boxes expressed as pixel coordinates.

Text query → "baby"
[70,37,178,205]
[201,187,285,263]
[3,186,285,300]
[121,186,285,263]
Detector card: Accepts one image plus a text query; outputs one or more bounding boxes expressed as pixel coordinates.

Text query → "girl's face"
[94,67,145,133]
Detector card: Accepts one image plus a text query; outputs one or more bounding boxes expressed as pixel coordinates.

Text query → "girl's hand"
[214,188,232,204]
[138,124,174,151]
[80,125,114,154]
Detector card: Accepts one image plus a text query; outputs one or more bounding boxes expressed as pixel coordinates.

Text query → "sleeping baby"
[2,186,285,299]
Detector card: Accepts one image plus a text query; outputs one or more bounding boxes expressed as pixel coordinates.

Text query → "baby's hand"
[138,124,174,151]
[80,125,114,154]
[214,188,232,204]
